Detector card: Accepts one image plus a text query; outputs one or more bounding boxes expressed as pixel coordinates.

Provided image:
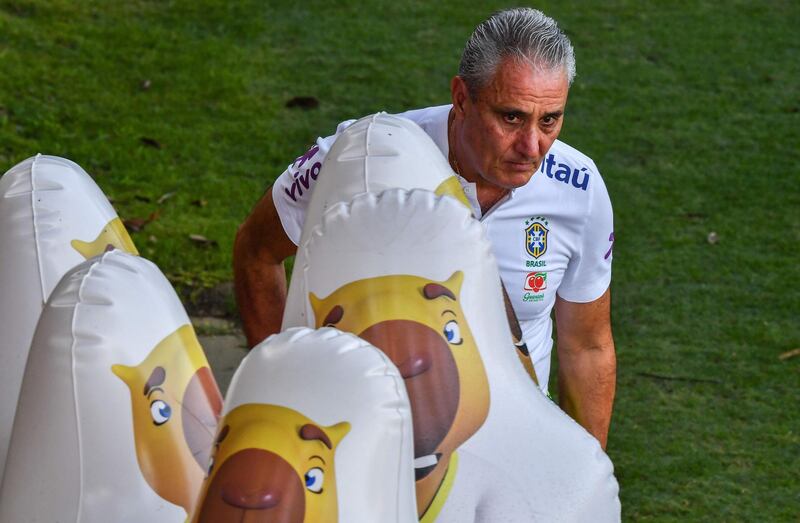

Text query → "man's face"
[452,58,569,190]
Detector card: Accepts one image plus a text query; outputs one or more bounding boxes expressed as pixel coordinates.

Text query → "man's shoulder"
[328,105,451,156]
[392,104,452,125]
[534,140,604,196]
[548,140,599,172]
[392,104,451,154]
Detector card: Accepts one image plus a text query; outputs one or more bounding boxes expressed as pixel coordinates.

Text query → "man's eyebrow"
[542,110,564,119]
[493,107,564,120]
[143,366,166,396]
[494,106,530,117]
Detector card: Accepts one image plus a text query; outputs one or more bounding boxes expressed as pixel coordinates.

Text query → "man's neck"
[447,109,509,215]
[475,182,508,215]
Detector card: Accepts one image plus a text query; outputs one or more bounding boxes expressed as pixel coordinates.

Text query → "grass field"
[1,0,798,520]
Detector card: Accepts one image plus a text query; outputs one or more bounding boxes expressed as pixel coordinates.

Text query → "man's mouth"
[505,160,536,172]
[414,452,442,481]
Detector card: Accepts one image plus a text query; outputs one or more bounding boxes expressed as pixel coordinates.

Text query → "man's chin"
[490,170,536,189]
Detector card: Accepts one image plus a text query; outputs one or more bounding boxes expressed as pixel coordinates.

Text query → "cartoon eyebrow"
[323,305,344,326]
[423,283,455,301]
[143,366,166,396]
[300,424,332,449]
[309,455,327,466]
[441,309,456,317]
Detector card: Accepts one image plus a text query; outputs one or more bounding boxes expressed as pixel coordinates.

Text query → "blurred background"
[0,1,797,519]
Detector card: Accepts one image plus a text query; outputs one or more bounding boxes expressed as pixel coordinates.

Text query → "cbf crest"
[525,216,549,259]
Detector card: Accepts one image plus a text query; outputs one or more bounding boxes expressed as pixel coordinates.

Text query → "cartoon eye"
[443,320,463,345]
[149,399,172,425]
[305,467,324,493]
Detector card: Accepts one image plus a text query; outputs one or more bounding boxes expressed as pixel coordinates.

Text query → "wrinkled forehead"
[475,58,570,107]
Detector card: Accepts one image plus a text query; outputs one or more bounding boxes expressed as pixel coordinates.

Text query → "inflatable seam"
[104,250,141,274]
[70,255,105,521]
[363,113,377,193]
[29,153,48,306]
[385,354,412,520]
[300,240,314,326]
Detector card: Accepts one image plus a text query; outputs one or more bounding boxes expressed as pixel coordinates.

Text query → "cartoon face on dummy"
[71,217,139,258]
[194,403,350,523]
[112,324,222,514]
[310,270,490,515]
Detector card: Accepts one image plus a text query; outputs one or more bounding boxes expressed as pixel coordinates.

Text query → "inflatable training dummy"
[281,112,469,330]
[0,154,138,476]
[191,327,417,522]
[0,251,221,523]
[279,113,540,389]
[293,189,621,521]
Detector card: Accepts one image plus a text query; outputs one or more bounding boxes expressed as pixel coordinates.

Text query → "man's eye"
[503,113,520,124]
[541,116,558,127]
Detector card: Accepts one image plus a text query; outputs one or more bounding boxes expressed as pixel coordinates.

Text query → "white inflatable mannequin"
[191,327,417,522]
[295,190,621,521]
[0,251,221,523]
[281,113,468,330]
[0,154,138,476]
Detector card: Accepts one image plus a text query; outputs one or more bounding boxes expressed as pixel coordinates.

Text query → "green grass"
[1,0,798,520]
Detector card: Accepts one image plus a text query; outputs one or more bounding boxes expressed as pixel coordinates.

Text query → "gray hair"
[459,8,576,97]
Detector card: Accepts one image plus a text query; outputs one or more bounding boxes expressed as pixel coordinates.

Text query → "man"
[233,8,616,448]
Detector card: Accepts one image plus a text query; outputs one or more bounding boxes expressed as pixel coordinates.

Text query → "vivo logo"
[284,145,322,202]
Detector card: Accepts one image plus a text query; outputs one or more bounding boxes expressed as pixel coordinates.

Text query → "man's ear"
[450,76,469,115]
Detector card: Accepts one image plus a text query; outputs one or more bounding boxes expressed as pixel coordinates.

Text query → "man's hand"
[233,186,297,348]
[555,288,616,449]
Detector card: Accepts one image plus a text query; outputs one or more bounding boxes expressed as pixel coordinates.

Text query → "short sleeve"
[271,119,357,245]
[557,164,614,303]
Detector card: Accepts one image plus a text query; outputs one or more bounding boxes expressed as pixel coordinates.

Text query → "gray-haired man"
[234,8,616,448]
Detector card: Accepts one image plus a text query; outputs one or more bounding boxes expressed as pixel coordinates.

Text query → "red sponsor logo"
[524,272,547,292]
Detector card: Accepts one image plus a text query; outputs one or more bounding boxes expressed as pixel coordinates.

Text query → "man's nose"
[514,126,540,159]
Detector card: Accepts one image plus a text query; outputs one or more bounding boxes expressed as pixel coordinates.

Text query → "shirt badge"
[524,271,547,292]
[525,216,549,259]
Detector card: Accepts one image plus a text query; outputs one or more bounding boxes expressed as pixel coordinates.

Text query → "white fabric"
[435,450,536,521]
[272,105,613,391]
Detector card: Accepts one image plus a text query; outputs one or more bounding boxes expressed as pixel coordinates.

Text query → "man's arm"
[555,288,616,449]
[233,186,297,348]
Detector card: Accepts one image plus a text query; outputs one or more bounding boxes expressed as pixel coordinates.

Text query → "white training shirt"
[272,105,614,390]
